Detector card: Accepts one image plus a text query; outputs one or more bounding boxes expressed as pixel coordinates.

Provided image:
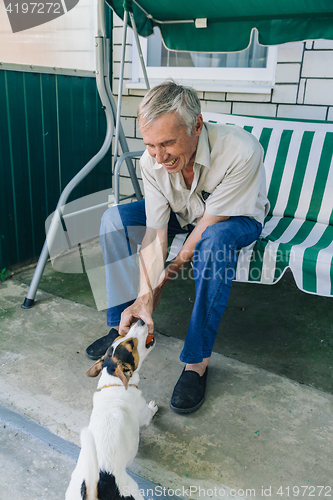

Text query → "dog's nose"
[136,319,145,327]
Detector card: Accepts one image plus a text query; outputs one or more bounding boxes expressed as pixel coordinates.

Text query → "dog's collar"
[99,383,139,391]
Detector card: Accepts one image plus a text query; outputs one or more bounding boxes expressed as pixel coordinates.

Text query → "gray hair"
[137,81,201,136]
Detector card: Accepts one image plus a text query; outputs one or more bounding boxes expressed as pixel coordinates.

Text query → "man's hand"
[119,294,154,336]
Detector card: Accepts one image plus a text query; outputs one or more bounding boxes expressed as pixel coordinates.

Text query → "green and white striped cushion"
[203,113,333,297]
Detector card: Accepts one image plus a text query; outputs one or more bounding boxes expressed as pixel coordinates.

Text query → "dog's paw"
[148,400,158,415]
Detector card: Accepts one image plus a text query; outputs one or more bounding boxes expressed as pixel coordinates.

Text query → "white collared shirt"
[140,122,270,229]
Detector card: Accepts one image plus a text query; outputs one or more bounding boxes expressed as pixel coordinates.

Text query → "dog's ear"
[114,364,133,390]
[85,356,105,378]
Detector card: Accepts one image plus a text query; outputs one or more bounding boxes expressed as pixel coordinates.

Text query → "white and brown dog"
[65,320,157,500]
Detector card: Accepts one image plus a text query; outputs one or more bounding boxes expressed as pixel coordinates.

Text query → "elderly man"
[86,81,269,414]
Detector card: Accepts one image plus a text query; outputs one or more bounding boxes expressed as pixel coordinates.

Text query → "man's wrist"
[137,288,154,302]
[168,259,186,275]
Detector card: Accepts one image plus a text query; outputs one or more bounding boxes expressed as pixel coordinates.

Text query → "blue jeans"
[100,200,262,364]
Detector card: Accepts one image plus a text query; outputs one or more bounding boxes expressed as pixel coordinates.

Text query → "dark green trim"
[0,70,112,269]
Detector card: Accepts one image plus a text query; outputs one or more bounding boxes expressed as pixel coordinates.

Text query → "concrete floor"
[0,405,78,500]
[1,262,333,499]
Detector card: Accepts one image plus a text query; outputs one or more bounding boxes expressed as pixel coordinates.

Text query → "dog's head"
[85,320,155,389]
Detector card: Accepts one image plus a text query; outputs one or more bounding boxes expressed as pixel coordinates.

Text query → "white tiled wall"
[111,16,333,195]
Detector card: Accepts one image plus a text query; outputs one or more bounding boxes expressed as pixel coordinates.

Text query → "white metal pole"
[129,10,150,90]
[22,0,114,308]
[113,9,129,171]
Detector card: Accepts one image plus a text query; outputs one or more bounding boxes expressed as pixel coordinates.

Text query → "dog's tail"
[80,427,99,500]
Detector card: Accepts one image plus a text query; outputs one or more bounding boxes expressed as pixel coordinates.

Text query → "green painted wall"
[0,70,113,269]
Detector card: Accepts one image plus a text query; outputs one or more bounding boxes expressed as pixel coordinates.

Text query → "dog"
[65,319,158,500]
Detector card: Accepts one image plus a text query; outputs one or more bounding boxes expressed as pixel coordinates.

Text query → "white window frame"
[128,30,278,94]
[0,0,97,77]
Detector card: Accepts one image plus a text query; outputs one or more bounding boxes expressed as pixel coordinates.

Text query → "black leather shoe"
[85,328,119,360]
[170,367,208,414]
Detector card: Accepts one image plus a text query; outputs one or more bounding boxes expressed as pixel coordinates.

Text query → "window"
[0,0,96,76]
[130,28,277,94]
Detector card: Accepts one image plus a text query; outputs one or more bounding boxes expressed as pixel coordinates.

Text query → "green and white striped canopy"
[106,0,333,52]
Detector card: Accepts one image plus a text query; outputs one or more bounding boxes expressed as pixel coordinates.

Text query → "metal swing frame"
[22,0,148,308]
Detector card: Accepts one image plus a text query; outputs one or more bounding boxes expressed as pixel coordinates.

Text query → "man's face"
[140,112,203,174]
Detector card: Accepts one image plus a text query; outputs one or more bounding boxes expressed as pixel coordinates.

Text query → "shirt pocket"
[169,190,188,214]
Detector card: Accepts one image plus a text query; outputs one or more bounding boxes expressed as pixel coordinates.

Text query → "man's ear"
[194,114,203,135]
[85,356,105,378]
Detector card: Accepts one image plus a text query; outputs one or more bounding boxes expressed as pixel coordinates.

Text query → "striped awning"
[106,0,333,52]
[203,113,333,296]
